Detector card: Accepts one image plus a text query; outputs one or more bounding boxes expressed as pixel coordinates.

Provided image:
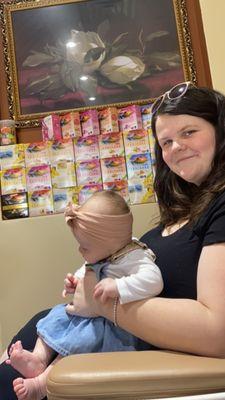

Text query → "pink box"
[42,115,62,141]
[74,135,99,162]
[141,103,153,130]
[49,139,75,163]
[76,159,102,185]
[24,142,50,167]
[98,132,124,158]
[26,165,52,191]
[123,129,150,156]
[98,107,119,134]
[118,105,142,131]
[80,109,100,137]
[100,156,127,183]
[126,153,152,180]
[60,112,82,139]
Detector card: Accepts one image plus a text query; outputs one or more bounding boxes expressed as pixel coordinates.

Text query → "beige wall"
[200,0,225,92]
[0,0,224,352]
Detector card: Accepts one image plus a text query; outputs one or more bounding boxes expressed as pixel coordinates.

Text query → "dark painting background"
[11,0,184,116]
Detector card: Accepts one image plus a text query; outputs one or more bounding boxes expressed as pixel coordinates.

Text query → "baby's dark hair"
[85,190,130,215]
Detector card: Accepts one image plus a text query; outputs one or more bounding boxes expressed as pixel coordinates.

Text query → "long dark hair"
[152,86,225,226]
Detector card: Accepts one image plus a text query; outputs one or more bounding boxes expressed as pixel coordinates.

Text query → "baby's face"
[75,198,111,264]
[75,228,107,264]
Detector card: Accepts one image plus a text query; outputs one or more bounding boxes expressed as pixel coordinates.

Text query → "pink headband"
[65,203,133,260]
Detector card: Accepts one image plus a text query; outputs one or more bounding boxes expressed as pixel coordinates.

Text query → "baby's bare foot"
[13,376,46,400]
[6,341,46,378]
[8,340,21,356]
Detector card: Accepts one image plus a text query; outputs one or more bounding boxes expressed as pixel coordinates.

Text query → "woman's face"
[155,114,216,186]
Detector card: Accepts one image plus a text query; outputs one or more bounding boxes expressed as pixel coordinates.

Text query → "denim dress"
[36,260,150,356]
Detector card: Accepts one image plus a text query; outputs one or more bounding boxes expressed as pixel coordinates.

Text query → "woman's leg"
[0,349,8,364]
[0,309,51,400]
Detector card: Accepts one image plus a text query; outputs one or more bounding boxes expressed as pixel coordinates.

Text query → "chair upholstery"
[47,350,225,399]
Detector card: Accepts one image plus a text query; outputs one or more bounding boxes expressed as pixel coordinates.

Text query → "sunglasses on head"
[151,81,195,115]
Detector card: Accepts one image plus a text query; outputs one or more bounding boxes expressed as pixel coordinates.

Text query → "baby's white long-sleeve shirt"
[74,246,163,304]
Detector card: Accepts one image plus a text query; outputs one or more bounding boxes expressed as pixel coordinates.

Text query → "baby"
[7,190,163,400]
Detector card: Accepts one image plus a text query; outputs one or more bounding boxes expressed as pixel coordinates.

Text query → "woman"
[72,82,225,357]
[1,83,225,399]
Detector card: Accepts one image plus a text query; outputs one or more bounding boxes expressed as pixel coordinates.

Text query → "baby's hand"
[62,273,78,298]
[93,278,119,303]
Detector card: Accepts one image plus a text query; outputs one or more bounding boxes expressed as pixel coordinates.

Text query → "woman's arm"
[74,243,225,358]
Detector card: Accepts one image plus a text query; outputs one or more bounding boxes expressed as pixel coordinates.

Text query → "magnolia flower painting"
[9,0,184,117]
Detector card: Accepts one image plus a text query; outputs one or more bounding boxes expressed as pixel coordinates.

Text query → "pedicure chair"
[47,350,225,399]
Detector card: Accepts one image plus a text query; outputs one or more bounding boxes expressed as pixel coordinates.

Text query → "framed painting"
[0,0,211,128]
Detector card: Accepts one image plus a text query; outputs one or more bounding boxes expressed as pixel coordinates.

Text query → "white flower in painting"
[100,55,145,85]
[66,30,105,74]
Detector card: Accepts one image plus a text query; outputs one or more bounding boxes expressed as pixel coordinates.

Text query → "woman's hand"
[71,270,100,317]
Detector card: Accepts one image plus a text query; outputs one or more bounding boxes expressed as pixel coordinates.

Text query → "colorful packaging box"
[49,139,75,163]
[123,129,150,156]
[80,109,100,137]
[26,165,52,191]
[148,127,156,165]
[118,105,142,131]
[128,175,156,204]
[141,103,153,130]
[28,189,54,217]
[98,107,119,134]
[1,167,27,195]
[78,183,103,205]
[24,142,50,167]
[60,112,82,139]
[0,120,17,145]
[100,156,127,183]
[98,132,124,158]
[42,114,62,141]
[76,159,102,185]
[103,180,129,202]
[126,152,152,180]
[51,161,76,188]
[0,144,25,169]
[53,187,78,213]
[74,135,99,162]
[1,192,29,220]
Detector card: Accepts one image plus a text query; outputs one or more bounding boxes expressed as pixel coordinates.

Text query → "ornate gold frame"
[0,0,211,128]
